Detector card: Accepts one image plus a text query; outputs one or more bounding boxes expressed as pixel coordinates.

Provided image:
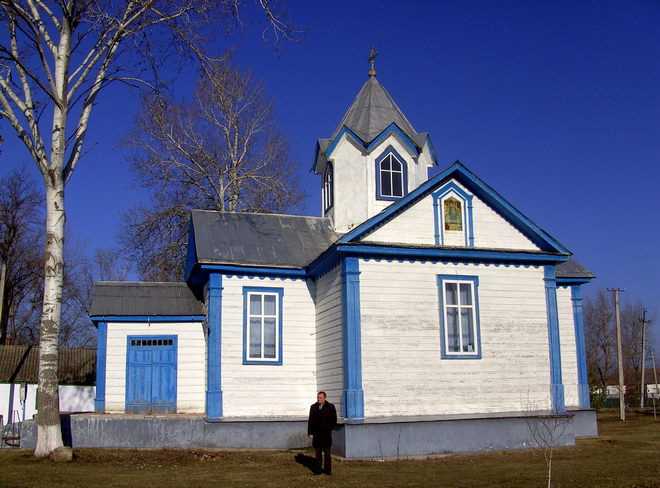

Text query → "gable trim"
[432,182,475,247]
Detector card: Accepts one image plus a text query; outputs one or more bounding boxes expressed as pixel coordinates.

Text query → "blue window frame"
[437,275,482,359]
[324,162,334,212]
[243,287,284,365]
[376,148,407,200]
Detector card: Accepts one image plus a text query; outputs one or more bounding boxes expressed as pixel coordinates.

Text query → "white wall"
[104,321,206,413]
[314,264,344,415]
[1,383,94,424]
[220,276,318,417]
[358,259,552,417]
[557,286,579,408]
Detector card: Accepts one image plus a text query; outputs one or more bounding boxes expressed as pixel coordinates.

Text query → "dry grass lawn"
[0,411,659,487]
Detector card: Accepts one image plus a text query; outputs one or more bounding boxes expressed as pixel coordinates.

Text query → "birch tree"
[0,0,302,457]
[118,58,305,281]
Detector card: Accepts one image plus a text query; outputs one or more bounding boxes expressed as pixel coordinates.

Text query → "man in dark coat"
[307,391,337,475]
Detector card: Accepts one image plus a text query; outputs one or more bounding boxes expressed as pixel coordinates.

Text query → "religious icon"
[444,197,463,231]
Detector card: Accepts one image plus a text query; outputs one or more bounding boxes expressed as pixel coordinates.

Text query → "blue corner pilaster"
[571,285,590,407]
[544,266,565,412]
[206,273,224,417]
[341,257,364,419]
[94,322,107,413]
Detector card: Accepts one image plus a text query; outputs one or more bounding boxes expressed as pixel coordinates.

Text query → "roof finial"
[368,46,378,77]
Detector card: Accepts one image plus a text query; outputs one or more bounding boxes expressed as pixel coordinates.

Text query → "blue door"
[126,336,177,414]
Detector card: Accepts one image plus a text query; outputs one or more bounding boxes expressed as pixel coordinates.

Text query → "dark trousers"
[314,446,331,473]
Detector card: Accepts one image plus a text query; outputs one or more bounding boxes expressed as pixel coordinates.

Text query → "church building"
[87,64,596,457]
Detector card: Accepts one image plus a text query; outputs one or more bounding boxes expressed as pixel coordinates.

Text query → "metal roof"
[555,257,595,279]
[0,346,96,385]
[90,282,204,317]
[331,76,418,144]
[191,210,340,269]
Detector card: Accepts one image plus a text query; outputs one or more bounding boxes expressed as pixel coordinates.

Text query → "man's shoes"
[314,469,323,475]
[324,470,332,475]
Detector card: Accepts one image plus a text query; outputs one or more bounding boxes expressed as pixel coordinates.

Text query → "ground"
[0,412,659,487]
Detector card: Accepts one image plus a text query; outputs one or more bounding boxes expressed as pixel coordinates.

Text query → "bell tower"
[312,50,437,233]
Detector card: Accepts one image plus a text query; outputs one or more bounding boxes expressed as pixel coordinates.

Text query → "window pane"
[381,171,391,196]
[390,156,401,172]
[446,308,460,352]
[445,283,458,305]
[264,295,276,316]
[249,294,261,315]
[381,157,391,171]
[460,283,472,306]
[249,318,262,358]
[263,318,276,359]
[392,172,403,196]
[461,309,475,352]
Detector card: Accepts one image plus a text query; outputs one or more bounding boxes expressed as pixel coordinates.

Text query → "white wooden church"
[86,67,596,457]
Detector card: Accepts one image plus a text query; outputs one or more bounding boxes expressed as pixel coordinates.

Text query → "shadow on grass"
[294,453,316,473]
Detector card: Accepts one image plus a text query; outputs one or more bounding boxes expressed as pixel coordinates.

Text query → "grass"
[0,411,659,487]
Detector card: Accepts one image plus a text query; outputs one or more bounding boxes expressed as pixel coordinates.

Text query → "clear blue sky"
[1,1,659,344]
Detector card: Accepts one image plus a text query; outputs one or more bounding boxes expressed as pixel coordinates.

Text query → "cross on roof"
[368,46,377,77]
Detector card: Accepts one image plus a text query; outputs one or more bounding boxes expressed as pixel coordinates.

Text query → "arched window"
[324,163,333,212]
[377,149,406,200]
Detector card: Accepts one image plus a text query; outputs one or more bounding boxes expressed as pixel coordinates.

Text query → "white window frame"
[243,287,283,365]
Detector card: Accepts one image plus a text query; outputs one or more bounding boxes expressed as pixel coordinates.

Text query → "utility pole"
[651,349,658,421]
[0,255,7,345]
[608,288,625,421]
[640,309,649,408]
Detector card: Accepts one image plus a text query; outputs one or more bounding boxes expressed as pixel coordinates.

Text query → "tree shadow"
[294,453,316,473]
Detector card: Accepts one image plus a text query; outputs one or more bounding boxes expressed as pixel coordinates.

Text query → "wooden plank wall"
[557,286,580,408]
[314,264,345,416]
[359,259,553,417]
[220,276,317,417]
[104,321,206,413]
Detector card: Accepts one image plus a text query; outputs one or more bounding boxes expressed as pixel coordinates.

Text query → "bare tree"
[119,57,306,281]
[584,288,616,402]
[525,408,572,488]
[0,0,303,457]
[0,164,44,345]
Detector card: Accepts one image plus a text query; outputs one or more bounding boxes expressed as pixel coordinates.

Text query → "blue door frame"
[126,336,177,414]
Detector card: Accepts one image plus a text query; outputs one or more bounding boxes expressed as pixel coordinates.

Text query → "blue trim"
[544,265,565,412]
[339,161,569,254]
[94,322,108,413]
[184,217,197,282]
[323,126,364,163]
[341,257,364,419]
[437,276,482,359]
[242,287,284,365]
[376,146,408,201]
[207,274,223,418]
[188,264,306,288]
[556,277,594,286]
[336,244,568,265]
[432,182,475,247]
[366,123,419,156]
[125,334,178,414]
[90,315,205,323]
[571,285,590,407]
[420,133,438,166]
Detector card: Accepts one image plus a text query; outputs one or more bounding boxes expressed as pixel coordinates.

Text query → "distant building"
[88,70,596,457]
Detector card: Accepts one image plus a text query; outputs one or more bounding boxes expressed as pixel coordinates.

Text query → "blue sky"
[1,1,659,344]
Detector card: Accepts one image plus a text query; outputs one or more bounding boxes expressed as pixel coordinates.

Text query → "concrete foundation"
[20,409,598,458]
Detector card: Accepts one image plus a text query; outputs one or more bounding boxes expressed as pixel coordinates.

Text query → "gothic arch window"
[376,148,407,201]
[324,162,334,212]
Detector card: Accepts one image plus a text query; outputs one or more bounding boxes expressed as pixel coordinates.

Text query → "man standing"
[307,391,337,475]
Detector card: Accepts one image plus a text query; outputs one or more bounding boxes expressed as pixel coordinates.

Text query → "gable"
[362,179,541,251]
[343,161,569,255]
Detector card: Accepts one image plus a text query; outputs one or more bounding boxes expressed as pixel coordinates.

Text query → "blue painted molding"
[432,182,475,247]
[341,257,364,419]
[242,287,284,365]
[376,146,408,201]
[90,315,205,323]
[544,265,565,412]
[94,322,107,413]
[571,285,590,407]
[207,273,223,418]
[556,277,594,286]
[184,217,197,282]
[437,275,482,359]
[189,264,306,288]
[339,161,570,254]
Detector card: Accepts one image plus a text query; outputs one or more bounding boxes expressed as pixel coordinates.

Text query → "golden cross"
[368,46,377,77]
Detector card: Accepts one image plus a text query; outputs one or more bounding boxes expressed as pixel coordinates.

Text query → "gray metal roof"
[555,257,595,280]
[90,282,204,317]
[191,210,340,269]
[331,76,418,144]
[0,346,96,385]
